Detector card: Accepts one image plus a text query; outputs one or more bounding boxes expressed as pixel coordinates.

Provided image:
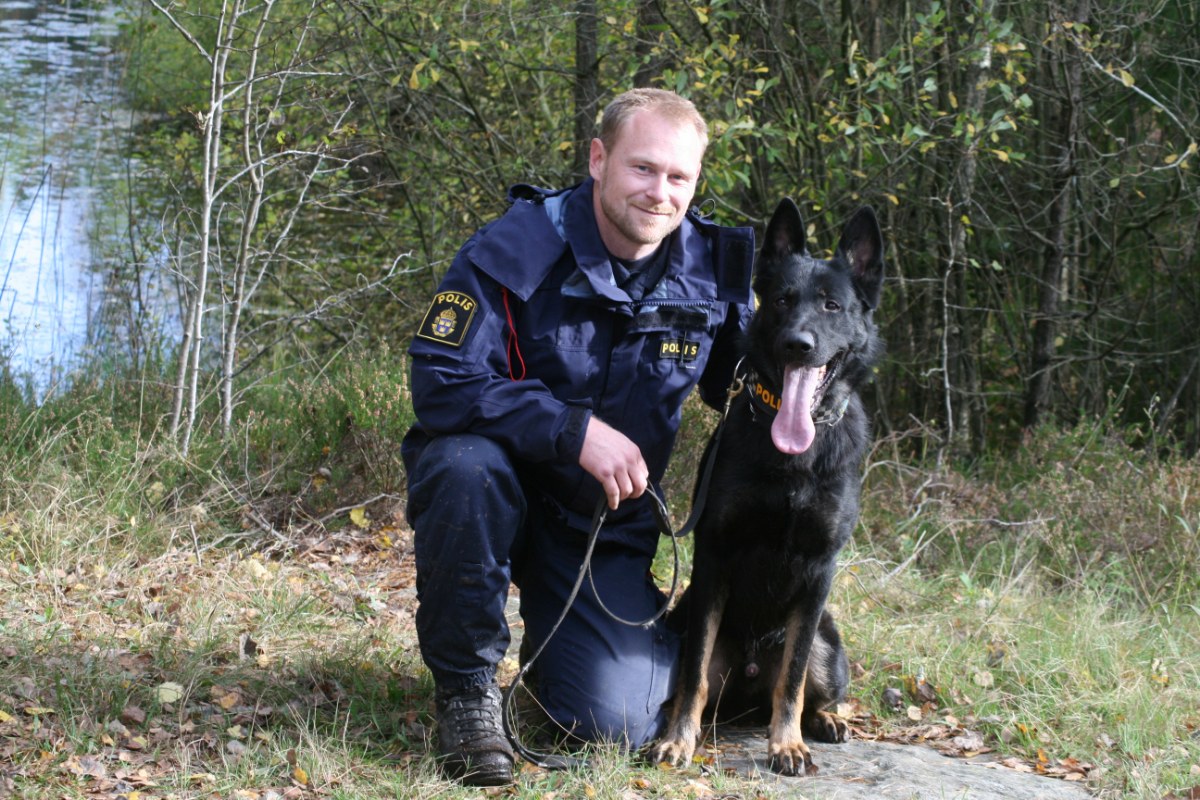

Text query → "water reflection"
[0,0,131,390]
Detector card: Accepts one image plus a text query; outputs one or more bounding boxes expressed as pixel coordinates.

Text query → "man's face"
[589,109,704,261]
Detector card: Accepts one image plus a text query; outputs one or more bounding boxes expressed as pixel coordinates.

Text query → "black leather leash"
[501,361,748,771]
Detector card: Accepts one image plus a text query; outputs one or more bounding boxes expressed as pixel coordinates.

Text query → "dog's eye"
[824,299,841,312]
[774,295,790,309]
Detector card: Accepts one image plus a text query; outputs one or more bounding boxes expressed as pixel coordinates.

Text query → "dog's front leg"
[767,602,824,776]
[650,568,727,767]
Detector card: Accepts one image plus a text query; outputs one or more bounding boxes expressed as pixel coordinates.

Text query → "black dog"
[652,198,884,776]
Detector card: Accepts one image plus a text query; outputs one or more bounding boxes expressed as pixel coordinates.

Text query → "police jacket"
[404,178,754,554]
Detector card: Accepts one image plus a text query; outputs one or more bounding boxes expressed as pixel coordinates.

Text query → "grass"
[1,358,1199,799]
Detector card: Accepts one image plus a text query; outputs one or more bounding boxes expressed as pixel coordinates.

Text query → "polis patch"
[659,337,700,364]
[417,291,478,347]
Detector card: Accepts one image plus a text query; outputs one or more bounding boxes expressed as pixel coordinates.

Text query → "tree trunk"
[573,0,599,180]
[1024,0,1090,432]
[939,0,995,457]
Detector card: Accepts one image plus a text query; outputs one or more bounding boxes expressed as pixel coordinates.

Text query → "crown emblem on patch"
[433,308,457,337]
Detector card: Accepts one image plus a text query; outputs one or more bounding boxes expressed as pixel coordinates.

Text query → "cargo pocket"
[455,561,489,608]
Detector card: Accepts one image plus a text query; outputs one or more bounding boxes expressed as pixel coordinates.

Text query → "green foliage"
[238,341,414,493]
[120,3,212,114]
[861,418,1200,610]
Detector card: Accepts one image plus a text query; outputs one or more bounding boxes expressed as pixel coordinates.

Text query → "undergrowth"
[0,356,1198,799]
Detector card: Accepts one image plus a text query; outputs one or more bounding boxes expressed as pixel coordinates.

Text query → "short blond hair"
[598,88,709,154]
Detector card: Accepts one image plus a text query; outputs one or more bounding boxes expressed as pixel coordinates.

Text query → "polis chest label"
[659,337,700,364]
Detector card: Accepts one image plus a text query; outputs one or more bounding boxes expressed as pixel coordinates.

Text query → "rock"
[709,729,1093,800]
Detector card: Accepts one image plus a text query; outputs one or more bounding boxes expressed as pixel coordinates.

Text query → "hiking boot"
[435,682,515,786]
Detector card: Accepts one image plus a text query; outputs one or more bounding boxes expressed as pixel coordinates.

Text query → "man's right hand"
[578,417,649,511]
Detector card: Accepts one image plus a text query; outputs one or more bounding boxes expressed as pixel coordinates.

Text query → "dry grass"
[2,380,1199,799]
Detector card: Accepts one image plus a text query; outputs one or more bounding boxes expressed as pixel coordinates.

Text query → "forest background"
[1,1,1199,799]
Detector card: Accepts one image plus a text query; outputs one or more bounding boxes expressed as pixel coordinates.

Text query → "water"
[0,0,133,389]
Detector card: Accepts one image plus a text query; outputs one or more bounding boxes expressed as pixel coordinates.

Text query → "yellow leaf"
[242,558,270,582]
[885,193,900,206]
[408,62,425,90]
[1165,153,1180,165]
[293,766,310,785]
[217,691,240,710]
[1119,69,1135,87]
[349,507,368,529]
[0,710,12,723]
[156,682,184,704]
[23,706,55,716]
[992,149,1010,162]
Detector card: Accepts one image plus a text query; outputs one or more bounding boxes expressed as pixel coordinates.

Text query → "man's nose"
[644,174,669,202]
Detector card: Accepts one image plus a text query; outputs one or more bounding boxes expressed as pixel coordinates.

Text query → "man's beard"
[598,188,680,249]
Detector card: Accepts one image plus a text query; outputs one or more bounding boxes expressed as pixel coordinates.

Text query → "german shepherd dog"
[651,198,884,776]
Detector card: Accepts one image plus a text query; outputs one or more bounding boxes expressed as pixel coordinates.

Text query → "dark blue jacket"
[404,179,754,552]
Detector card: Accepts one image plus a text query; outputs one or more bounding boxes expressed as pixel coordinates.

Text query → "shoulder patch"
[416,291,478,347]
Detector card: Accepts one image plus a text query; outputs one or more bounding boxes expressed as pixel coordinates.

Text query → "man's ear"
[588,138,605,181]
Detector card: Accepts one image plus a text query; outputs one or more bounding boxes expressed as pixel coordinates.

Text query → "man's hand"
[579,417,649,510]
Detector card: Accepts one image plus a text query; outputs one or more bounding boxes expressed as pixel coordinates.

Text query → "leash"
[501,361,748,770]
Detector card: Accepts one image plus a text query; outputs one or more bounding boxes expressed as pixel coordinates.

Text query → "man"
[402,88,755,785]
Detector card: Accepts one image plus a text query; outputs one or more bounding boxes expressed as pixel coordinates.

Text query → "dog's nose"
[785,331,816,356]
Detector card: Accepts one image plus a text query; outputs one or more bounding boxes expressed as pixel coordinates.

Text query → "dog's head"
[748,198,885,454]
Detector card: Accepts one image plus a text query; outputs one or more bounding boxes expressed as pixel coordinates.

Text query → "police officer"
[402,88,755,786]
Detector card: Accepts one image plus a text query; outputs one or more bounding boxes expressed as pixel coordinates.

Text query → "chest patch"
[417,291,478,347]
[659,336,700,364]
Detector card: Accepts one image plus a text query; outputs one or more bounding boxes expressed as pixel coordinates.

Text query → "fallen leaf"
[950,731,985,752]
[121,705,147,726]
[156,682,184,704]
[239,633,259,660]
[64,755,107,778]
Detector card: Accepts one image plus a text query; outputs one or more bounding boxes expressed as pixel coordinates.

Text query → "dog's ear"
[836,206,885,310]
[762,197,809,260]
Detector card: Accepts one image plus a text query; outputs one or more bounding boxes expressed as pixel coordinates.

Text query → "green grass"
[1,357,1199,799]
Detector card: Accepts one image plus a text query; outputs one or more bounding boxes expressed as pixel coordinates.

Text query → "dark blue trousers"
[405,434,679,747]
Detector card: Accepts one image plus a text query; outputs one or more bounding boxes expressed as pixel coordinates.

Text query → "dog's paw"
[767,740,818,777]
[805,709,850,744]
[648,737,695,768]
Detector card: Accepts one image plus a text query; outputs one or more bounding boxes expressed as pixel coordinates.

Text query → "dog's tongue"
[771,364,821,454]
